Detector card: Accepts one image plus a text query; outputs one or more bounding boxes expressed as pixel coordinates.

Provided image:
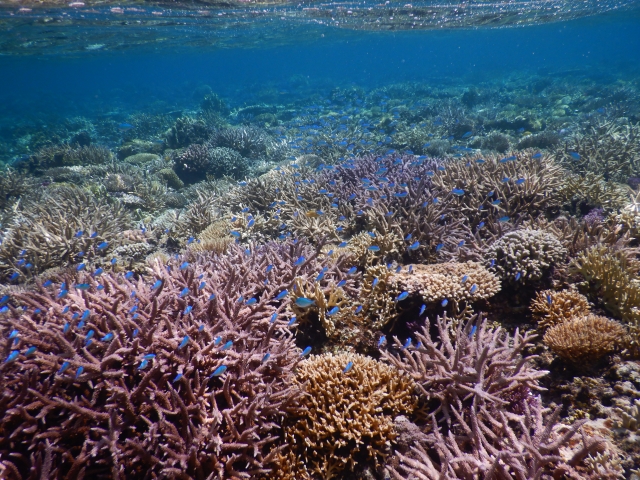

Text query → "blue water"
[0,7,638,138]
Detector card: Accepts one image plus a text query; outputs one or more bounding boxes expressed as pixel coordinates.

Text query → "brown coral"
[530,289,591,330]
[389,261,500,305]
[283,353,417,478]
[543,314,627,365]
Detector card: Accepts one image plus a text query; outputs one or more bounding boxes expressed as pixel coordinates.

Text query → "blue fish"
[315,272,325,282]
[129,306,138,314]
[402,338,412,350]
[132,329,139,338]
[452,188,465,196]
[9,272,19,281]
[93,268,104,276]
[75,283,90,290]
[125,271,134,280]
[372,278,379,288]
[57,290,68,299]
[441,299,448,307]
[490,259,496,268]
[469,325,477,337]
[152,280,162,290]
[138,359,149,370]
[295,297,315,308]
[118,122,134,130]
[569,151,581,160]
[294,256,305,266]
[5,350,19,363]
[343,361,354,373]
[408,241,421,251]
[354,305,363,314]
[435,243,444,252]
[288,316,297,326]
[396,291,409,301]
[25,346,37,356]
[173,373,183,383]
[270,312,278,323]
[378,335,386,347]
[419,304,426,316]
[300,346,312,357]
[63,322,70,333]
[347,267,358,275]
[221,340,233,351]
[199,281,206,290]
[462,275,469,283]
[368,246,380,252]
[515,272,522,281]
[230,231,241,238]
[546,294,553,305]
[276,290,288,300]
[111,258,117,265]
[209,294,216,301]
[62,306,70,313]
[42,280,53,288]
[469,284,478,294]
[246,298,258,306]
[76,263,86,272]
[394,192,408,198]
[211,365,227,377]
[475,158,486,164]
[237,296,244,303]
[266,264,273,273]
[515,178,525,185]
[327,306,340,316]
[179,336,189,349]
[184,306,192,315]
[8,329,18,339]
[78,320,85,329]
[85,330,95,342]
[144,354,156,360]
[97,242,109,251]
[179,262,189,270]
[498,216,510,223]
[180,288,189,298]
[532,152,542,159]
[461,131,473,139]
[101,332,114,342]
[58,361,70,374]
[74,230,84,237]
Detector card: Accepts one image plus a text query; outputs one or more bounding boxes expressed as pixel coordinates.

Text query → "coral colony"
[2,82,640,479]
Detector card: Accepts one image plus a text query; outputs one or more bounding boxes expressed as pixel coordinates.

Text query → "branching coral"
[560,172,630,211]
[543,314,627,365]
[0,185,132,279]
[530,289,591,330]
[389,261,500,306]
[382,315,606,479]
[485,228,567,284]
[0,239,349,478]
[571,245,640,322]
[209,126,273,160]
[282,352,417,478]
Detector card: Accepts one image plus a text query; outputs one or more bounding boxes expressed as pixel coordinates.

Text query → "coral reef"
[282,352,417,478]
[543,314,627,365]
[485,228,567,284]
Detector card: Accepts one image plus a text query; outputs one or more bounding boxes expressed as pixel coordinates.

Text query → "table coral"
[543,314,627,365]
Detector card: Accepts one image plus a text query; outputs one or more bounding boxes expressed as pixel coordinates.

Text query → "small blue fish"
[144,354,156,360]
[184,306,192,315]
[452,188,465,196]
[63,322,70,333]
[441,299,449,307]
[132,329,139,338]
[498,216,510,223]
[343,361,354,373]
[43,280,53,288]
[394,192,408,198]
[569,151,581,160]
[230,231,241,238]
[152,280,162,290]
[179,336,189,349]
[62,306,70,313]
[469,325,477,337]
[515,178,525,185]
[75,230,84,237]
[198,281,206,290]
[327,306,340,316]
[276,290,288,300]
[57,290,68,299]
[462,275,469,283]
[294,256,305,266]
[396,291,409,301]
[469,284,478,294]
[180,262,189,270]
[378,335,386,347]
[138,359,149,370]
[515,272,522,281]
[5,350,19,363]
[295,297,315,308]
[75,283,90,290]
[111,258,117,265]
[461,131,473,139]
[368,246,380,252]
[129,306,138,314]
[402,338,412,350]
[354,305,363,314]
[236,296,244,303]
[300,346,312,357]
[532,152,542,159]
[372,277,379,288]
[118,122,134,130]
[262,353,271,363]
[101,332,114,342]
[25,346,36,356]
[58,361,70,374]
[78,320,85,329]
[209,294,216,301]
[180,288,189,298]
[435,243,444,252]
[288,316,297,326]
[546,294,553,305]
[347,267,357,275]
[96,242,109,251]
[221,340,233,351]
[270,312,278,323]
[85,330,94,342]
[125,271,134,280]
[246,298,258,306]
[492,199,501,206]
[8,329,18,339]
[173,373,183,383]
[502,177,510,183]
[211,365,227,377]
[419,304,426,315]
[9,272,19,281]
[408,241,420,251]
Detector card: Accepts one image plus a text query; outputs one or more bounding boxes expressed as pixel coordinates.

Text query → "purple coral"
[0,239,348,478]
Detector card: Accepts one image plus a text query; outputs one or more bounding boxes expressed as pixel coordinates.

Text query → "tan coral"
[530,289,591,330]
[543,314,627,365]
[188,219,234,255]
[390,261,500,304]
[283,353,417,478]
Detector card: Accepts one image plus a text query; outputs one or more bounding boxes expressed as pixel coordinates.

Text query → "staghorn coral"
[613,399,640,431]
[282,353,417,478]
[0,239,348,479]
[164,116,210,149]
[0,185,132,279]
[383,315,605,479]
[530,289,591,330]
[543,314,627,365]
[571,245,640,322]
[209,126,272,159]
[389,261,500,306]
[485,228,567,284]
[187,220,234,255]
[560,172,630,211]
[22,144,113,174]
